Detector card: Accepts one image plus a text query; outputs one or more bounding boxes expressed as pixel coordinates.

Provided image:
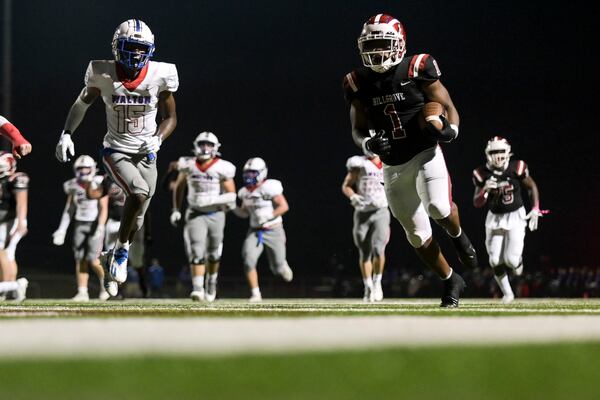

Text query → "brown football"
[419,102,445,130]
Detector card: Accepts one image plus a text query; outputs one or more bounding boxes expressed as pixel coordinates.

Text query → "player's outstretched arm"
[56,87,100,162]
[522,175,542,231]
[0,116,31,159]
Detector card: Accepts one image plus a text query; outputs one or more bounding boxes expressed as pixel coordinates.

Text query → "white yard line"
[2,315,600,358]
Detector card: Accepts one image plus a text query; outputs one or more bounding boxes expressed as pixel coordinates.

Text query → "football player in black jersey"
[343,14,476,307]
[473,136,542,303]
[0,152,29,302]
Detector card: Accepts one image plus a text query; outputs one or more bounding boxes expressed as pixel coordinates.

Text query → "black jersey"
[473,160,529,214]
[343,54,442,165]
[0,172,29,222]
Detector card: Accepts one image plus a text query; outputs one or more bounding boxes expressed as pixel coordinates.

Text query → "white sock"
[448,227,462,238]
[192,276,205,292]
[494,274,514,297]
[251,287,261,296]
[0,281,19,293]
[373,273,383,284]
[363,277,373,289]
[78,286,88,294]
[208,273,218,283]
[116,239,130,250]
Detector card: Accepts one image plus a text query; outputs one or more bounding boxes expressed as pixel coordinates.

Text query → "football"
[419,102,445,130]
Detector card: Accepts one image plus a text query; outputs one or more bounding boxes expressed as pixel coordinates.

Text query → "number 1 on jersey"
[383,104,406,139]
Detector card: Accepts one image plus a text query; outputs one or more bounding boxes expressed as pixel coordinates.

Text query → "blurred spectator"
[147,258,165,298]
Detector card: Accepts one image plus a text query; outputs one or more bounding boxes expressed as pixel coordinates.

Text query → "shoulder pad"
[84,60,112,88]
[514,160,529,178]
[177,156,194,173]
[342,71,360,103]
[407,54,441,81]
[472,167,487,185]
[346,155,365,170]
[155,62,179,93]
[217,159,236,179]
[262,179,283,197]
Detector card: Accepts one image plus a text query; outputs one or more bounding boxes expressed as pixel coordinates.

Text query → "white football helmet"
[243,157,268,187]
[358,14,406,73]
[112,19,155,70]
[485,136,512,170]
[193,131,221,161]
[73,155,97,180]
[0,151,16,178]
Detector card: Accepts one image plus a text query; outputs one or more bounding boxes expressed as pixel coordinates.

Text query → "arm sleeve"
[342,71,360,103]
[162,64,179,93]
[472,168,486,187]
[264,180,284,198]
[515,160,529,179]
[346,156,363,171]
[220,161,236,180]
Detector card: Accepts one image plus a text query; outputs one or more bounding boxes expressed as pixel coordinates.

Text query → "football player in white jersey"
[0,115,32,159]
[170,132,236,302]
[473,137,542,303]
[234,158,292,302]
[55,19,178,296]
[0,152,29,302]
[342,149,390,301]
[52,155,110,301]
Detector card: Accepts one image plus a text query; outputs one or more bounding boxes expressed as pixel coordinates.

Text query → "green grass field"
[1,298,600,399]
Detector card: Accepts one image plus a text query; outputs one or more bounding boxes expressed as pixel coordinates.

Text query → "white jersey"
[178,157,236,212]
[84,60,179,154]
[64,176,103,222]
[238,179,284,229]
[346,155,388,211]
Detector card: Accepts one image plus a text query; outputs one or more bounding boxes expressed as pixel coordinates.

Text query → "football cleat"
[104,279,118,297]
[502,294,515,304]
[440,271,466,308]
[107,247,129,284]
[363,286,374,302]
[277,262,294,282]
[15,277,28,303]
[205,281,217,302]
[71,291,90,302]
[451,230,478,269]
[98,289,110,301]
[249,292,263,303]
[190,290,205,302]
[373,281,384,302]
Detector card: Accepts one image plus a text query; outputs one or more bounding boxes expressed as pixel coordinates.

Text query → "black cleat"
[451,230,478,269]
[440,271,466,308]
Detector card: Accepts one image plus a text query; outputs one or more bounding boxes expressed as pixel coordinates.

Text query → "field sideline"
[2,299,600,399]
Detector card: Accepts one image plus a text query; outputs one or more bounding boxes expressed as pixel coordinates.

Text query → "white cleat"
[190,290,205,302]
[71,291,90,302]
[373,281,384,302]
[249,292,263,303]
[363,286,374,302]
[205,281,217,302]
[15,278,29,303]
[106,247,129,284]
[98,290,110,301]
[104,280,118,297]
[277,262,293,282]
[502,294,515,304]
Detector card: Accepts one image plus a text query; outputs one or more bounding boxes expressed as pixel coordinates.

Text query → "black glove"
[424,115,458,143]
[364,131,392,156]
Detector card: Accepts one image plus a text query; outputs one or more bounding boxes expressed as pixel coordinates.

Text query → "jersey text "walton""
[112,95,151,104]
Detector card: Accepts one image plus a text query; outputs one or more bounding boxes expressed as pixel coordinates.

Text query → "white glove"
[140,135,162,154]
[170,210,182,227]
[350,194,366,209]
[256,213,274,226]
[526,208,542,231]
[55,132,75,162]
[52,230,66,246]
[483,178,498,192]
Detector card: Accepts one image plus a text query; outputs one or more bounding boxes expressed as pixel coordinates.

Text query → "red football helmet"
[358,14,406,73]
[0,151,17,178]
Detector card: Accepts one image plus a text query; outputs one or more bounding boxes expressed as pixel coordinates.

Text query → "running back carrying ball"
[419,101,445,130]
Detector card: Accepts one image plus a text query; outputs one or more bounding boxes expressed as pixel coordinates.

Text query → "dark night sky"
[3,1,597,280]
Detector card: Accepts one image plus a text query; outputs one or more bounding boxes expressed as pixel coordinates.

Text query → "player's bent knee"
[372,246,385,258]
[504,255,521,270]
[244,263,256,273]
[426,201,451,220]
[190,257,205,265]
[488,255,501,267]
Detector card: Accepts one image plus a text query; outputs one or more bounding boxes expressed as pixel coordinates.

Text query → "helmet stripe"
[374,14,383,23]
[135,19,141,32]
